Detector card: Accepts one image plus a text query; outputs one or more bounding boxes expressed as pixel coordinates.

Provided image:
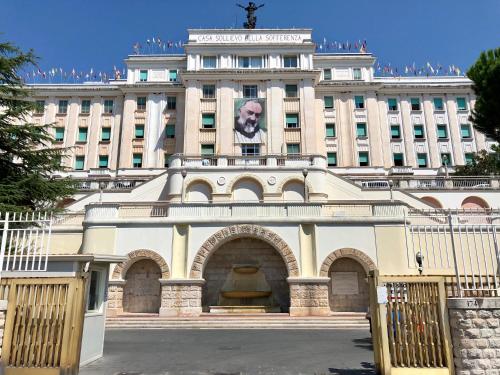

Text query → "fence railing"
[176,154,323,168]
[75,178,148,191]
[350,176,499,190]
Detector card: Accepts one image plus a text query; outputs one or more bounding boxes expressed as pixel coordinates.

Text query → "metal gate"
[0,277,87,375]
[369,273,454,375]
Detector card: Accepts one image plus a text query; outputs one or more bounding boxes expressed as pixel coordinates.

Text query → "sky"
[1,0,499,76]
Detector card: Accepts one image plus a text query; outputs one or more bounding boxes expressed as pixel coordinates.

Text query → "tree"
[467,48,500,143]
[454,145,500,176]
[0,41,75,213]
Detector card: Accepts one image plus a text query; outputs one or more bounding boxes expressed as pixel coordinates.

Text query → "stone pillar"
[159,279,204,317]
[448,297,500,374]
[0,300,6,358]
[288,277,330,316]
[106,280,125,317]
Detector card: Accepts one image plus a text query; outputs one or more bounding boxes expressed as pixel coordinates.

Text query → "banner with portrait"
[234,98,266,144]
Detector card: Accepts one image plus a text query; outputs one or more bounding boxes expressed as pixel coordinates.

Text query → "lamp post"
[302,168,309,203]
[389,180,394,202]
[180,169,187,204]
[98,181,107,203]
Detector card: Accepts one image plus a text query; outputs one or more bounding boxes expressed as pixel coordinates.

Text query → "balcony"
[175,154,324,169]
[75,177,149,191]
[349,176,500,190]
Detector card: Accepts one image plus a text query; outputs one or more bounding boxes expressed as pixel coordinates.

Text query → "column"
[366,92,384,166]
[400,97,417,167]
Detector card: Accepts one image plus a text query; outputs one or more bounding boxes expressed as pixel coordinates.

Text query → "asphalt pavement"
[79,329,375,375]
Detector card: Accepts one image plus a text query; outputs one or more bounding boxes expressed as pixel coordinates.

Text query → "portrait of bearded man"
[234,98,266,144]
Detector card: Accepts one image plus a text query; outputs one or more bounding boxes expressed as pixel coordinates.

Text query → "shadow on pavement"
[352,337,373,351]
[328,361,376,375]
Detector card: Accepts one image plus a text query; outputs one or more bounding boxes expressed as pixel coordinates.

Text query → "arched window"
[187,181,212,203]
[282,181,305,202]
[232,178,263,202]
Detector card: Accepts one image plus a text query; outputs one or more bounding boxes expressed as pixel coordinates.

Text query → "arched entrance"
[123,259,162,313]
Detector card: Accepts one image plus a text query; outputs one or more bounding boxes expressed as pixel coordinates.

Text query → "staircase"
[106,312,369,329]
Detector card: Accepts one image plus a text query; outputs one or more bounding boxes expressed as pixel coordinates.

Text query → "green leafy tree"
[0,41,75,213]
[467,47,500,142]
[454,145,500,176]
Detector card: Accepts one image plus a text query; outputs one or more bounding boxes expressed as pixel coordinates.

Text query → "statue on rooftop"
[237,2,264,29]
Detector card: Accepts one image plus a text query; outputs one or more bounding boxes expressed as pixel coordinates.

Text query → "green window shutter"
[286,114,299,128]
[354,96,364,109]
[457,97,467,110]
[104,100,113,114]
[393,153,404,166]
[285,84,298,97]
[464,153,474,165]
[353,68,362,80]
[99,155,109,168]
[55,128,65,142]
[286,143,300,154]
[140,70,148,81]
[202,114,215,128]
[137,97,146,110]
[135,125,145,138]
[324,96,334,109]
[78,127,88,142]
[437,125,448,138]
[169,70,177,81]
[390,125,401,139]
[356,123,367,137]
[101,127,111,141]
[433,97,443,110]
[167,96,177,110]
[388,98,398,111]
[164,153,172,168]
[133,153,143,167]
[414,125,424,138]
[323,69,332,80]
[461,124,471,138]
[35,100,45,114]
[358,152,369,166]
[58,100,68,114]
[81,100,91,114]
[75,156,85,170]
[417,153,428,167]
[165,124,175,138]
[410,98,420,110]
[327,152,337,166]
[201,144,215,155]
[326,123,335,138]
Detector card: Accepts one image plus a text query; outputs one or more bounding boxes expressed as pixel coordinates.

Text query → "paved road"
[80,329,375,375]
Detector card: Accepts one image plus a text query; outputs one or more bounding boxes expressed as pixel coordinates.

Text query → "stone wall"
[122,259,162,313]
[328,258,369,312]
[107,281,125,317]
[448,298,500,374]
[160,280,203,316]
[289,279,330,316]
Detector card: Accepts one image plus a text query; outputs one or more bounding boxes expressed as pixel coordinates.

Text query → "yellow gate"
[369,272,454,375]
[0,276,87,375]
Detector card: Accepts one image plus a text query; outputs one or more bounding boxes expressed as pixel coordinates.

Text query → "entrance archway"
[123,259,162,313]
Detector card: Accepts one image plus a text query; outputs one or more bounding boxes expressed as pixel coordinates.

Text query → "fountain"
[209,263,280,313]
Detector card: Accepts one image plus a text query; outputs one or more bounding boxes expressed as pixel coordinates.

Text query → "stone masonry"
[159,280,204,317]
[448,298,500,375]
[288,278,330,316]
[107,281,125,317]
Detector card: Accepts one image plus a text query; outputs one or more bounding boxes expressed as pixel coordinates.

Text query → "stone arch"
[277,177,313,195]
[421,196,443,208]
[190,224,300,279]
[185,178,214,202]
[185,177,217,194]
[112,249,170,280]
[226,174,267,195]
[461,196,489,209]
[319,248,376,277]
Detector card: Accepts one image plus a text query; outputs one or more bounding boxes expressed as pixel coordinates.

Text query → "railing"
[177,154,323,168]
[75,178,148,191]
[52,211,85,226]
[350,176,499,190]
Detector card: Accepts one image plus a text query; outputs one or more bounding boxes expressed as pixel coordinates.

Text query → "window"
[353,68,362,80]
[327,152,337,167]
[202,114,215,129]
[283,55,298,68]
[287,143,300,154]
[437,124,448,139]
[242,144,260,156]
[410,98,421,111]
[132,153,143,168]
[393,153,404,166]
[441,153,451,166]
[285,84,298,98]
[414,125,425,139]
[55,128,64,142]
[169,70,177,82]
[243,85,258,98]
[75,156,85,170]
[461,124,472,138]
[388,98,398,111]
[238,56,262,69]
[323,68,332,80]
[201,144,215,155]
[390,125,401,139]
[285,114,299,128]
[354,96,365,109]
[356,123,367,137]
[139,70,148,81]
[58,100,68,114]
[99,155,109,169]
[165,124,175,139]
[81,100,91,114]
[166,96,176,110]
[164,153,172,168]
[35,100,45,114]
[135,124,144,139]
[101,127,111,141]
[433,97,444,110]
[456,97,467,111]
[417,153,428,168]
[87,269,104,312]
[137,97,146,111]
[324,96,334,109]
[203,85,215,99]
[77,127,88,142]
[326,123,336,138]
[358,152,369,166]
[203,56,217,69]
[104,99,113,114]
[464,153,474,165]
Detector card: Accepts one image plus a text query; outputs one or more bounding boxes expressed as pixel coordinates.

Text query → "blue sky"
[2,0,499,75]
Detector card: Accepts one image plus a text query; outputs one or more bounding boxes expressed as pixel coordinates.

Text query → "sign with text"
[191,33,310,44]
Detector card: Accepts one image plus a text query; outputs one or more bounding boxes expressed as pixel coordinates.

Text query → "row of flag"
[133,37,185,55]
[375,62,463,77]
[22,66,127,84]
[315,39,368,53]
